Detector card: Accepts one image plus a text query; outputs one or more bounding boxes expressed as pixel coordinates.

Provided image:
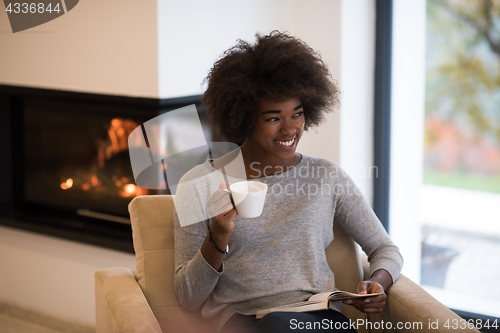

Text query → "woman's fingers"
[211,207,236,235]
[207,188,234,217]
[207,181,238,235]
[223,207,238,219]
[344,293,386,314]
[344,281,387,314]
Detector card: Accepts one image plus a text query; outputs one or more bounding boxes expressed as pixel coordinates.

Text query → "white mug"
[226,181,268,218]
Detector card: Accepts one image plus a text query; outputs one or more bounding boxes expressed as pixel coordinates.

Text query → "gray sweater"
[173,155,403,331]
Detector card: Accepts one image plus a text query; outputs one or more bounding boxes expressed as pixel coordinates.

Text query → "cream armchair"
[95,195,478,333]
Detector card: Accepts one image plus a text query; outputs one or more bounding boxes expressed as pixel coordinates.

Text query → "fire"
[124,184,136,194]
[118,183,142,198]
[91,174,99,187]
[60,178,73,190]
[58,117,151,200]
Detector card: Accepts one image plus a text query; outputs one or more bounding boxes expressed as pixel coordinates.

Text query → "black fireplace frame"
[0,84,202,253]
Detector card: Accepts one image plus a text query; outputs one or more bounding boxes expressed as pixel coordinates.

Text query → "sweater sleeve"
[172,170,223,312]
[173,212,223,311]
[333,169,403,283]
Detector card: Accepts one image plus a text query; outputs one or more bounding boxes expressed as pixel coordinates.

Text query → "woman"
[173,31,403,333]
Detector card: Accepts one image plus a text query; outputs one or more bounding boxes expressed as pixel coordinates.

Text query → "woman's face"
[245,97,305,162]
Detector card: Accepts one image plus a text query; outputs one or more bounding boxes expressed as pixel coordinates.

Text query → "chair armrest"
[381,275,479,332]
[360,254,479,333]
[95,267,162,333]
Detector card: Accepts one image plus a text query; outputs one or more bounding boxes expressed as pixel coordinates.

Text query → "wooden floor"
[0,301,94,333]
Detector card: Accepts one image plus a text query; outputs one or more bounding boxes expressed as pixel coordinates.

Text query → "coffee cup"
[225,181,268,218]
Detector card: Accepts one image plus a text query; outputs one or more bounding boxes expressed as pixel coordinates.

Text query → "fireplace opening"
[23,102,154,219]
[0,85,209,252]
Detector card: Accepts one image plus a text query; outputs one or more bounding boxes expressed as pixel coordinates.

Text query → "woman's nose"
[280,119,295,135]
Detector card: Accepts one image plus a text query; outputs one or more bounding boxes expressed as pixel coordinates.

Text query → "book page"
[329,291,382,300]
[308,292,334,303]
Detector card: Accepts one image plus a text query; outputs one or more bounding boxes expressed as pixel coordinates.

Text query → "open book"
[255,291,381,319]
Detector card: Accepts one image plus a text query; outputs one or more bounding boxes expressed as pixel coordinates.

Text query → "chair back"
[129,195,209,333]
[129,195,368,333]
[326,223,369,333]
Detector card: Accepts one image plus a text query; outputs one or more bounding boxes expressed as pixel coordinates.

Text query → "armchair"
[95,195,478,333]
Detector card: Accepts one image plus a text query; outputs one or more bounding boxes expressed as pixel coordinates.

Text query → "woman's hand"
[207,180,237,236]
[343,281,387,314]
[343,269,393,314]
[201,180,237,271]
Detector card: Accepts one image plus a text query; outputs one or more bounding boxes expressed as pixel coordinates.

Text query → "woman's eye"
[266,117,279,122]
[294,111,304,118]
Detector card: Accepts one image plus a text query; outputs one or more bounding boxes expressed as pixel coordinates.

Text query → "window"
[386,0,500,321]
[421,0,500,319]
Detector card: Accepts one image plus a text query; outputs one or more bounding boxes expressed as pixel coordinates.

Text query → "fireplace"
[0,85,211,252]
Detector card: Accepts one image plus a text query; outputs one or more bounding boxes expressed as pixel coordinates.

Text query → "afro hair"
[202,30,339,144]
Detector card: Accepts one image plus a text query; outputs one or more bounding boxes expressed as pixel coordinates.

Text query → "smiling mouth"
[275,136,296,147]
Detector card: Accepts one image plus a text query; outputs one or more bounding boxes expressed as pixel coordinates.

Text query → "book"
[255,291,382,319]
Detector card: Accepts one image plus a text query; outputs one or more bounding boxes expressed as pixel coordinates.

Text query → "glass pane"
[422,0,500,317]
[23,103,152,217]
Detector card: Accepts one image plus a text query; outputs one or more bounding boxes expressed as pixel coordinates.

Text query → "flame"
[58,117,152,200]
[117,183,149,198]
[111,118,122,128]
[124,184,136,194]
[91,174,99,186]
[97,118,138,168]
[60,178,73,190]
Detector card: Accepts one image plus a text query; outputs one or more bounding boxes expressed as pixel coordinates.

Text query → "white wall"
[0,0,376,326]
[292,0,376,200]
[339,0,376,203]
[0,0,158,97]
[0,225,135,325]
[389,0,426,282]
[292,0,342,165]
[157,0,294,99]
